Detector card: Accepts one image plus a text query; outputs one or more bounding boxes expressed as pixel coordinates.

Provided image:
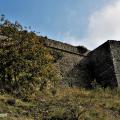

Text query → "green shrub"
[0,15,61,100]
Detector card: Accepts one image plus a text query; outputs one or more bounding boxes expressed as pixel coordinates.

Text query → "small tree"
[0,15,61,99]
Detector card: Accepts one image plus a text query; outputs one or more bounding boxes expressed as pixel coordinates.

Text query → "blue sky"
[0,0,119,49]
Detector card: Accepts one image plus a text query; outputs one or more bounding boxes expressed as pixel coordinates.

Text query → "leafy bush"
[0,15,61,99]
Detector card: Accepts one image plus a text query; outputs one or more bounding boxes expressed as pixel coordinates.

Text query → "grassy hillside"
[0,87,120,120]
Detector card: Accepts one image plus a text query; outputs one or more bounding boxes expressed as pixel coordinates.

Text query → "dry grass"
[0,87,120,120]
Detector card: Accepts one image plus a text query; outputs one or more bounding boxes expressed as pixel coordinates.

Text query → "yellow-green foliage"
[0,15,61,100]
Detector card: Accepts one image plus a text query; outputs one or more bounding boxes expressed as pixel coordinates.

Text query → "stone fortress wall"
[87,40,120,88]
[109,41,120,86]
[40,36,91,87]
[41,37,89,55]
[41,36,120,88]
[44,38,80,55]
[1,34,120,88]
[88,41,117,88]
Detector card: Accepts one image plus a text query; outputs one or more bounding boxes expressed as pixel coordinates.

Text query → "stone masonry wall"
[0,35,91,87]
[40,37,91,87]
[88,41,118,87]
[53,50,91,87]
[109,41,120,86]
[41,37,88,55]
[1,34,120,88]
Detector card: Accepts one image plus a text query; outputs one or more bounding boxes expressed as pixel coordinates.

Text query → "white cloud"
[59,0,120,50]
[86,0,120,49]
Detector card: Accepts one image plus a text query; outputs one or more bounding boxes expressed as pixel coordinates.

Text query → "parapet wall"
[41,37,88,56]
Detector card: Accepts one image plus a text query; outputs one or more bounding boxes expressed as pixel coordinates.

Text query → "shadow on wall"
[64,57,94,88]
